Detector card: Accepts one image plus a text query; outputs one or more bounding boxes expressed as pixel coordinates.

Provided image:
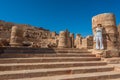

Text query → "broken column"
[58,31,67,48]
[74,34,82,48]
[66,30,71,48]
[92,13,119,57]
[82,36,93,49]
[10,26,24,47]
[117,24,120,49]
[70,33,74,48]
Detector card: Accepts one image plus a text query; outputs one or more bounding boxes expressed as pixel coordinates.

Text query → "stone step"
[0,57,101,63]
[107,78,120,80]
[102,58,120,64]
[0,61,107,71]
[3,50,90,53]
[0,66,114,80]
[10,71,120,80]
[1,47,90,54]
[0,53,95,58]
[1,47,86,50]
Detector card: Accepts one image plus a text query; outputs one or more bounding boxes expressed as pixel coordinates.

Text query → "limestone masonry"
[0,13,120,57]
[0,20,93,49]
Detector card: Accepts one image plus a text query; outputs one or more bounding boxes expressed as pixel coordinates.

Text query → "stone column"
[51,32,56,38]
[92,13,118,50]
[75,34,82,48]
[10,26,23,47]
[67,37,71,48]
[66,30,71,48]
[92,13,119,57]
[58,31,67,48]
[81,36,93,49]
[117,25,120,49]
[81,38,87,49]
[70,33,74,48]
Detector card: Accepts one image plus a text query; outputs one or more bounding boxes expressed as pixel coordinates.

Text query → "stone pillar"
[66,30,71,48]
[58,31,67,48]
[92,13,119,57]
[51,32,56,38]
[70,33,74,48]
[117,24,120,49]
[87,36,93,49]
[75,34,82,48]
[81,38,87,49]
[10,26,23,47]
[92,13,118,50]
[82,36,93,49]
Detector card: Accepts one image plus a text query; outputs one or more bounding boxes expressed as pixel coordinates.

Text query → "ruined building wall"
[23,26,51,42]
[0,21,13,39]
[22,26,58,48]
[0,21,58,47]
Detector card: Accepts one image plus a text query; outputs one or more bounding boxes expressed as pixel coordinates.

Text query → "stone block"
[92,49,119,58]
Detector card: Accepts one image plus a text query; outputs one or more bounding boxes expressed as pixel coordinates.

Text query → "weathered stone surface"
[66,30,71,48]
[58,30,73,48]
[0,38,10,47]
[92,13,118,50]
[0,20,58,48]
[92,49,119,58]
[23,26,52,47]
[51,32,56,38]
[82,36,93,49]
[74,34,82,48]
[58,31,67,48]
[117,24,120,49]
[103,58,120,64]
[0,48,120,80]
[70,33,74,48]
[10,26,24,47]
[92,13,119,58]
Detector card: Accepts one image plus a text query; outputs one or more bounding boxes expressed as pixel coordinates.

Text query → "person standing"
[94,24,104,50]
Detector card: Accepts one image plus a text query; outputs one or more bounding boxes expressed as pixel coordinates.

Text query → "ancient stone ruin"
[0,21,59,48]
[0,13,120,57]
[10,26,24,47]
[92,13,118,50]
[92,13,119,57]
[1,13,120,80]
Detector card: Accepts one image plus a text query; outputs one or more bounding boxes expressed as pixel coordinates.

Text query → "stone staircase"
[0,47,120,80]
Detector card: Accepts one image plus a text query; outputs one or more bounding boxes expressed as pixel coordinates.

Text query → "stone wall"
[0,21,59,48]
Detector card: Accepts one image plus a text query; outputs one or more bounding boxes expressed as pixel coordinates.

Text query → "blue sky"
[0,0,120,37]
